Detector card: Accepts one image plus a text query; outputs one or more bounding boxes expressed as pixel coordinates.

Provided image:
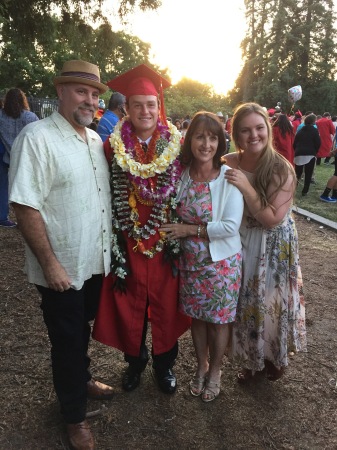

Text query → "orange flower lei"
[133,129,160,164]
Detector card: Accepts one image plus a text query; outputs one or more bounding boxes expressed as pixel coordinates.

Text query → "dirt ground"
[1,212,337,450]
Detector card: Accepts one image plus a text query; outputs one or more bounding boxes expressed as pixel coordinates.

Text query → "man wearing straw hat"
[9,60,114,450]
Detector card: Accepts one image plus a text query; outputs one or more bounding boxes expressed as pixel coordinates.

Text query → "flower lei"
[110,118,181,178]
[109,117,182,292]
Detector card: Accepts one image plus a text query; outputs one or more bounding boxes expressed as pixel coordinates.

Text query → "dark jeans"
[37,275,102,424]
[0,160,9,221]
[125,307,178,373]
[295,157,316,193]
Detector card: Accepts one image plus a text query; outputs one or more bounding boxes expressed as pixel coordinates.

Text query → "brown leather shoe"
[87,379,114,400]
[67,420,95,450]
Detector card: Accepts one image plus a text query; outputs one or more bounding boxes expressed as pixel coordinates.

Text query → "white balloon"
[288,85,302,103]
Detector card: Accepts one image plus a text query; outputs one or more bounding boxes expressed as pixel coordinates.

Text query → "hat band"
[61,71,100,82]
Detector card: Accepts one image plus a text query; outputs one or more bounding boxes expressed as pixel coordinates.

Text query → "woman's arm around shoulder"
[222,152,239,169]
[225,166,295,229]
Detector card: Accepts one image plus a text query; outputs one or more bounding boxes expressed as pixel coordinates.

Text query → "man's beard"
[74,107,95,127]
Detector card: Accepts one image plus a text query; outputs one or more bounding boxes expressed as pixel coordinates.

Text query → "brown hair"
[304,114,317,126]
[273,113,294,138]
[231,102,296,208]
[181,111,226,169]
[3,88,30,119]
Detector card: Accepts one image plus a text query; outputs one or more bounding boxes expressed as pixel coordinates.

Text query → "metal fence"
[27,97,58,119]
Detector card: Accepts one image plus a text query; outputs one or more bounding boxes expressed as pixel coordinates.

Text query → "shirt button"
[103,229,106,233]
[104,249,107,252]
[102,209,105,213]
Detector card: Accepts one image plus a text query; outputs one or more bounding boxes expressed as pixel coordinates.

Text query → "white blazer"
[177,164,244,262]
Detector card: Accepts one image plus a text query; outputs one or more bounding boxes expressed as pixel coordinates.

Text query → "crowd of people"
[269,108,337,202]
[2,59,326,450]
[0,88,39,227]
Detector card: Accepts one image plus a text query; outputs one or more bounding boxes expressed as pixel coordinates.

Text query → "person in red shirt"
[93,65,191,395]
[319,127,337,203]
[316,112,335,165]
[291,111,302,134]
[272,114,295,164]
[225,116,232,135]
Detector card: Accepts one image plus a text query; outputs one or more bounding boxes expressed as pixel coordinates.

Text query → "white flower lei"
[110,119,181,178]
[109,119,183,290]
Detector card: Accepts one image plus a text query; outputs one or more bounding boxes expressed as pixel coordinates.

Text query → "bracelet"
[197,224,201,238]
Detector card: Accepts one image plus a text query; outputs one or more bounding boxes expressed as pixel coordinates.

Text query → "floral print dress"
[177,178,242,324]
[231,170,307,371]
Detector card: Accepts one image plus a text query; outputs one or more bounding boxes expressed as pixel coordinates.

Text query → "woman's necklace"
[189,166,219,183]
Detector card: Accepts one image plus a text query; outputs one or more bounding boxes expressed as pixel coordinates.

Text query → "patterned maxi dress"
[177,178,242,324]
[231,170,307,371]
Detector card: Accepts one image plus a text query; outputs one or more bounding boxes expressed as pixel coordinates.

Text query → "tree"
[0,1,161,39]
[0,15,151,96]
[228,0,337,113]
[165,79,231,119]
[0,0,230,116]
[0,1,162,96]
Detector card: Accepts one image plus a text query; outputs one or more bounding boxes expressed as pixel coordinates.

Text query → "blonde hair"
[231,102,296,208]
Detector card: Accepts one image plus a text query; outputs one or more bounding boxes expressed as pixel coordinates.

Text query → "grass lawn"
[294,161,337,223]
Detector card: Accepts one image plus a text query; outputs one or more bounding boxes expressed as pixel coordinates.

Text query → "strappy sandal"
[202,379,221,402]
[237,369,254,384]
[189,373,207,397]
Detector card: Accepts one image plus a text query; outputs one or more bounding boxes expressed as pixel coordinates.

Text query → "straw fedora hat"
[53,60,108,93]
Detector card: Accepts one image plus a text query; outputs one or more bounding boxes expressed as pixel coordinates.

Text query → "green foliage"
[165,79,231,120]
[0,0,161,96]
[0,0,231,113]
[117,0,162,20]
[228,0,337,113]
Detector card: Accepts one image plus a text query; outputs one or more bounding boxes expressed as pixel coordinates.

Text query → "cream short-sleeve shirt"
[9,111,112,290]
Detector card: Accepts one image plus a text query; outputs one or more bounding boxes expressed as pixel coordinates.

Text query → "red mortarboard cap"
[107,64,170,97]
[107,64,171,124]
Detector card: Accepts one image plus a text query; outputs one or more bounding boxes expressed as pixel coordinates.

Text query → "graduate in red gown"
[316,112,335,164]
[272,114,295,164]
[93,65,191,394]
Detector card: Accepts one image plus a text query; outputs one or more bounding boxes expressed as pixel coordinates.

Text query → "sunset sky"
[108,0,246,95]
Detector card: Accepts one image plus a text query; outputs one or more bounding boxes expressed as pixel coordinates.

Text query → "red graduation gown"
[92,140,191,356]
[316,118,335,158]
[272,126,295,164]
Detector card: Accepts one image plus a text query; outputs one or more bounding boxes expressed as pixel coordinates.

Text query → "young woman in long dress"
[224,103,307,383]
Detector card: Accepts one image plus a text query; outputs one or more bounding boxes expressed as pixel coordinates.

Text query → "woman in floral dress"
[225,103,307,383]
[160,112,243,401]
